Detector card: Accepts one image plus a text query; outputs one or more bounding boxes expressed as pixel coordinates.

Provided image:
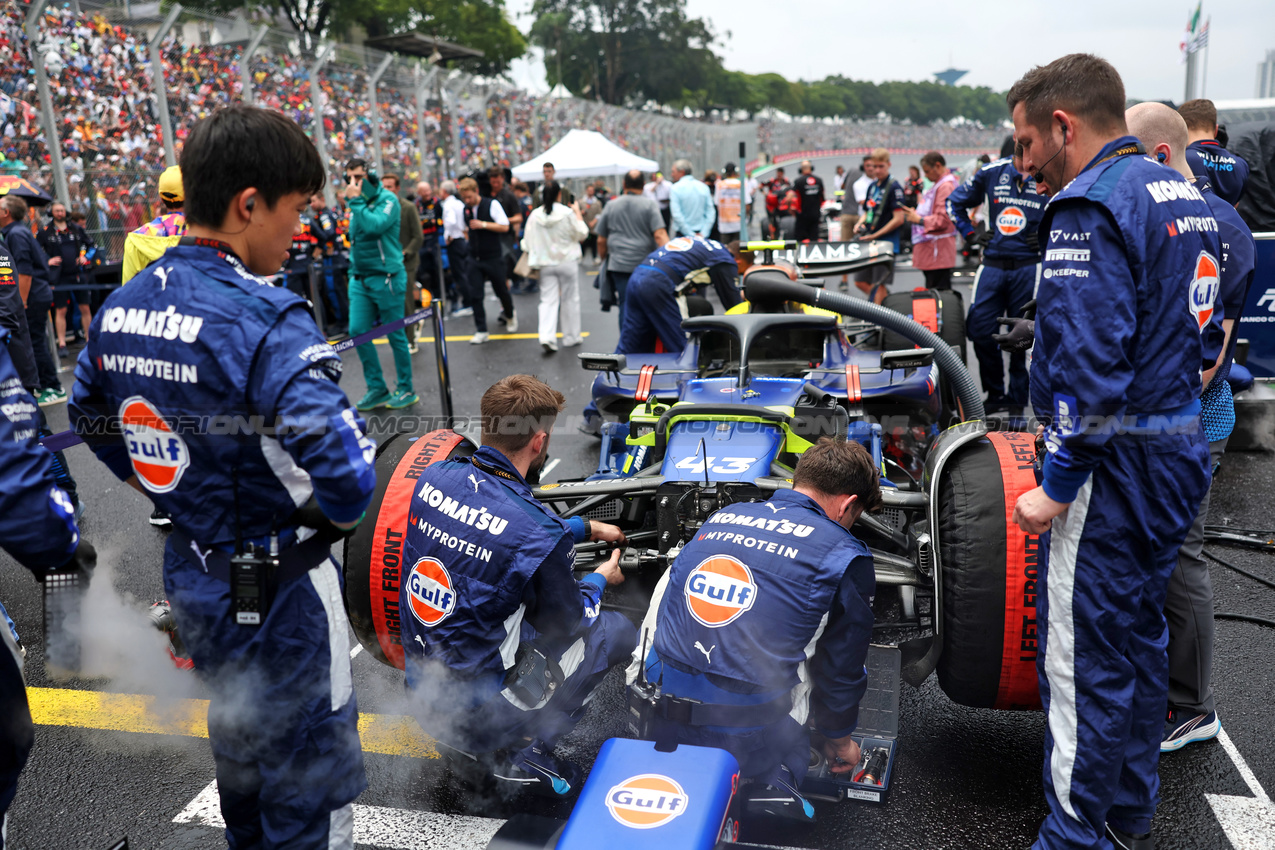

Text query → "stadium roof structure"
[364,33,484,61]
[933,68,968,87]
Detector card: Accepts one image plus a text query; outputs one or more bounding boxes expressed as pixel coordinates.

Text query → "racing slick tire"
[935,431,1042,710]
[344,429,476,669]
[880,289,966,365]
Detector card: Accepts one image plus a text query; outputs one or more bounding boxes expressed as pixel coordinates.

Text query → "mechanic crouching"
[400,375,637,799]
[627,438,881,823]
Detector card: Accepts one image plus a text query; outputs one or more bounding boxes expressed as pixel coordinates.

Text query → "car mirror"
[579,353,627,372]
[880,348,934,370]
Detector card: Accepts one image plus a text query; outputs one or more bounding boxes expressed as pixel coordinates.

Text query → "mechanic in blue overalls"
[616,235,741,355]
[1179,99,1249,205]
[400,375,637,798]
[627,438,880,823]
[1125,103,1259,755]
[69,106,378,850]
[1008,56,1219,850]
[0,326,94,850]
[946,153,1044,411]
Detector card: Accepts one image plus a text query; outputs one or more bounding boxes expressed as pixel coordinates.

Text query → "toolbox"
[801,644,900,805]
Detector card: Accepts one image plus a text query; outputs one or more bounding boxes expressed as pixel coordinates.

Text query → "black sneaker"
[1105,823,1154,850]
[742,765,816,823]
[149,508,173,528]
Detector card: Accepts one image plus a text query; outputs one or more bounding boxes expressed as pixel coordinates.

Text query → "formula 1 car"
[342,246,1043,842]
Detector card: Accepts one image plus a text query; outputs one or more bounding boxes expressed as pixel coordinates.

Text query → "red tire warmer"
[936,431,1042,710]
[344,429,472,669]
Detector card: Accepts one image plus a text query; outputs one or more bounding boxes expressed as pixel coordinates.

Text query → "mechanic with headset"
[0,325,95,850]
[627,438,881,824]
[400,375,636,800]
[1125,103,1258,756]
[946,149,1045,412]
[615,235,741,355]
[1008,56,1219,850]
[69,106,377,850]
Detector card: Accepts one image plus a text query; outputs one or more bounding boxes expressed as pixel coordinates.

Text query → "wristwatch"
[583,518,594,540]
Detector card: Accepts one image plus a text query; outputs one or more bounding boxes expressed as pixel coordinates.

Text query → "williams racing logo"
[684,555,757,628]
[406,557,456,626]
[996,206,1027,235]
[1189,251,1220,332]
[606,774,689,829]
[120,396,190,493]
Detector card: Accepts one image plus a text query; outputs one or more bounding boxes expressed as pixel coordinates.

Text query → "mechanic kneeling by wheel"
[400,375,637,799]
[627,438,882,823]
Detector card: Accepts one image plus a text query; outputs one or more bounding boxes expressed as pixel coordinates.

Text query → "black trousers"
[468,254,514,333]
[793,215,820,242]
[24,299,58,391]
[922,268,952,291]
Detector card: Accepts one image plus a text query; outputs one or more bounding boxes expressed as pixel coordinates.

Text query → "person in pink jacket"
[903,151,960,290]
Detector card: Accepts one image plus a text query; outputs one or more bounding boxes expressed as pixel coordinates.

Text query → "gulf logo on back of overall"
[407,557,456,626]
[606,774,690,829]
[685,555,756,627]
[997,206,1027,235]
[1189,251,1220,331]
[119,396,190,493]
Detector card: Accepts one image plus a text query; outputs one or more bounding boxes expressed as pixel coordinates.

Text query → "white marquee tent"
[511,129,659,181]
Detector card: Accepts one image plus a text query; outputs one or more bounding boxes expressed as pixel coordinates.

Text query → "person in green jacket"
[344,158,417,410]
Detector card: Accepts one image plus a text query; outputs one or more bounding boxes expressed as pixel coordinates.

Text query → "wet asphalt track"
[3,263,1274,850]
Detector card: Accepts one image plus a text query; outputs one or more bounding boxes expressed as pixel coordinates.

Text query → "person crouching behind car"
[400,375,637,799]
[627,437,882,823]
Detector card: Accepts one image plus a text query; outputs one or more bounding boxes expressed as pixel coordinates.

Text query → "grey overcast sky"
[504,0,1273,104]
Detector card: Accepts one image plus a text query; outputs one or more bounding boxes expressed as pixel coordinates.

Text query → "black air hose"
[744,275,985,421]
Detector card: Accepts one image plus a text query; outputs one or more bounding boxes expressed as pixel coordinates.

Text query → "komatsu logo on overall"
[606,774,690,829]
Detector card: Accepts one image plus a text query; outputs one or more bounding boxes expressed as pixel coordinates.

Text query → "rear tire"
[880,289,966,364]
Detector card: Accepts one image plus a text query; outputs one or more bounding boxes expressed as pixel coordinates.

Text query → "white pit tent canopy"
[511,129,659,181]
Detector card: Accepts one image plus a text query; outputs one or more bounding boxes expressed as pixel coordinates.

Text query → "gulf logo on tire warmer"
[119,396,189,493]
[606,774,689,829]
[996,206,1027,236]
[406,557,456,626]
[685,555,756,627]
[1189,251,1220,331]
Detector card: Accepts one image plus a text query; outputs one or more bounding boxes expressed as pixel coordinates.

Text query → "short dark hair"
[487,166,504,180]
[480,375,566,454]
[346,158,368,172]
[623,169,644,191]
[181,106,325,228]
[1177,99,1217,133]
[382,173,401,187]
[920,151,946,168]
[793,438,883,513]
[543,162,555,170]
[1006,53,1127,135]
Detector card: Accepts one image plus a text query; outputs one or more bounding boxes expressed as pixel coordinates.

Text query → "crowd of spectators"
[2,0,1008,264]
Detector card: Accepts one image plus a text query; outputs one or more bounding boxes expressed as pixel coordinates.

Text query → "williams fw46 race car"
[342,246,1041,847]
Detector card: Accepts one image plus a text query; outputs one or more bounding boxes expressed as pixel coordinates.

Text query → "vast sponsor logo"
[685,555,757,627]
[996,206,1028,235]
[120,396,190,493]
[1189,252,1220,331]
[406,557,456,626]
[1050,230,1090,243]
[606,774,689,829]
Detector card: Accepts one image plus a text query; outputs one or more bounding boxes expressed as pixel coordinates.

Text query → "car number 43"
[674,456,756,474]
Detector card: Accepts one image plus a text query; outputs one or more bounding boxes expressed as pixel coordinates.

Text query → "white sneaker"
[541,340,558,353]
[470,332,490,344]
[504,311,518,333]
[561,336,583,348]
[408,341,420,354]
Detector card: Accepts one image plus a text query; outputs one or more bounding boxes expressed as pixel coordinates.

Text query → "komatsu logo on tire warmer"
[606,774,689,829]
[996,206,1027,235]
[406,558,456,626]
[120,396,190,493]
[1189,251,1220,331]
[685,555,756,627]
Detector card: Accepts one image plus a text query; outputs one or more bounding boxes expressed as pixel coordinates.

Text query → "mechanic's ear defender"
[1156,151,1167,163]
[245,197,256,213]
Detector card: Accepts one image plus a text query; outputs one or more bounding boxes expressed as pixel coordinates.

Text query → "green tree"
[528,0,720,106]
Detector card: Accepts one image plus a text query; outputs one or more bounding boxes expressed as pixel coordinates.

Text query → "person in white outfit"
[521,180,588,353]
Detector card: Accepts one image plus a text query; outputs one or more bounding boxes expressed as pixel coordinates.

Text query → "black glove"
[972,229,992,249]
[289,495,361,544]
[992,317,1035,352]
[38,538,96,582]
[1018,299,1037,321]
